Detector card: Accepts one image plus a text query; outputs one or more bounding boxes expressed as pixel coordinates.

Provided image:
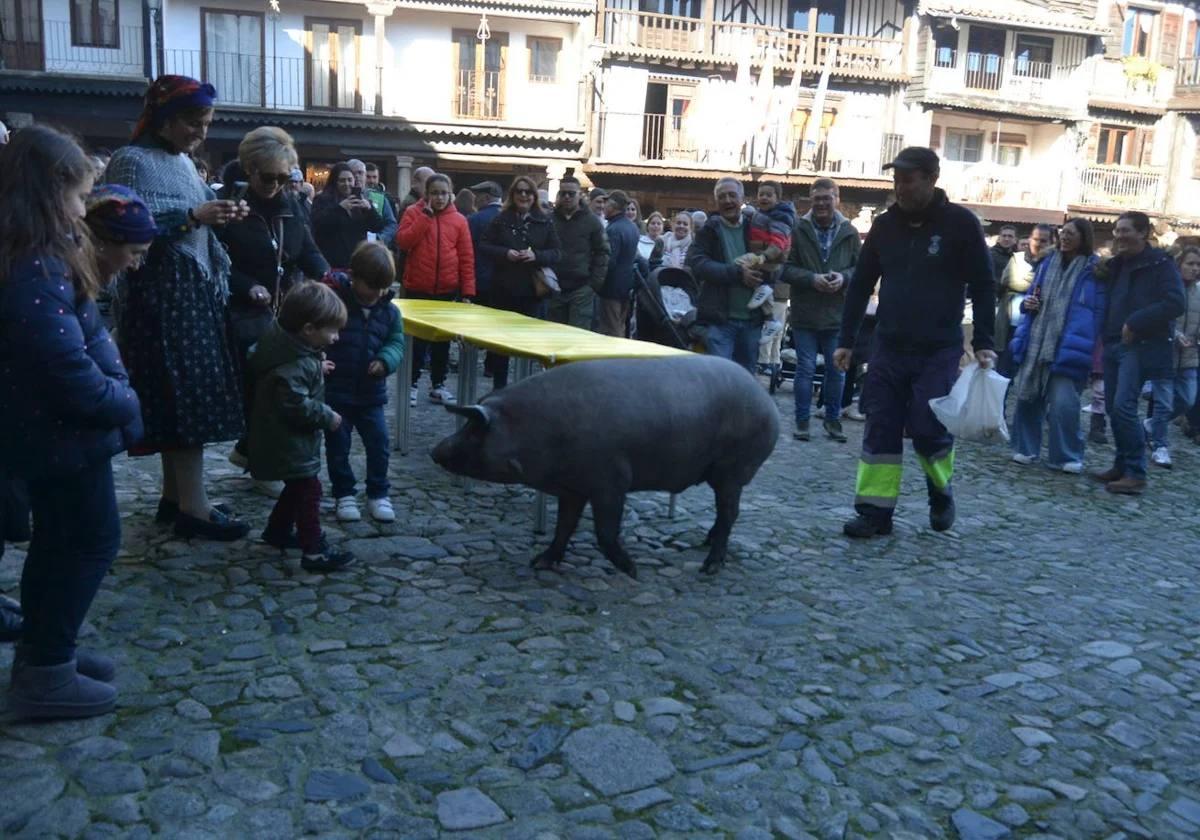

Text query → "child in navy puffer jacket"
[322,241,405,524]
[0,126,146,720]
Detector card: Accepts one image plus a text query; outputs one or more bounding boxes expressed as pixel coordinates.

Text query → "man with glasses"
[347,158,398,247]
[549,176,609,331]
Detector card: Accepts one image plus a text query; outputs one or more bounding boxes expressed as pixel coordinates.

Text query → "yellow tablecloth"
[393,299,691,366]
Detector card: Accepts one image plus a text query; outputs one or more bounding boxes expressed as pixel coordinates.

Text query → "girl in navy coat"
[0,126,145,719]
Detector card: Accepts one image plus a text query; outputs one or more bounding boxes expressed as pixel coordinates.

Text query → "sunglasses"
[513,188,536,196]
[257,172,292,186]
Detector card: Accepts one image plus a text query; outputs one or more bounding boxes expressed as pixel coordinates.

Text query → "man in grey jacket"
[549,176,609,330]
[781,177,861,441]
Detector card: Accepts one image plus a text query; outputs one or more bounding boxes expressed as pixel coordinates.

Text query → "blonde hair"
[238,126,298,175]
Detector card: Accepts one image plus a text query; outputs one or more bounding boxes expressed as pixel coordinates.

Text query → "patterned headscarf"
[132,75,217,141]
[85,184,157,244]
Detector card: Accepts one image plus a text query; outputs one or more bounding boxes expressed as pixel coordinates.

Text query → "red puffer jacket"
[395,201,476,297]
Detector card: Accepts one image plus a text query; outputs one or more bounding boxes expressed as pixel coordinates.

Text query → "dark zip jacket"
[839,189,996,353]
[553,207,609,293]
[1102,245,1185,379]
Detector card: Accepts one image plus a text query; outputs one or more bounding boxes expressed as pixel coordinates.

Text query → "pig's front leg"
[531,491,587,572]
[591,492,637,579]
[701,481,743,575]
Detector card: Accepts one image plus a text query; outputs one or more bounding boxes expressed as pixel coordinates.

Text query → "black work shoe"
[156,498,234,525]
[261,528,302,551]
[173,508,250,542]
[823,419,847,442]
[301,550,356,573]
[793,420,810,441]
[930,496,956,532]
[843,515,893,538]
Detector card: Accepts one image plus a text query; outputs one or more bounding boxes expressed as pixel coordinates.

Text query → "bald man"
[400,166,435,216]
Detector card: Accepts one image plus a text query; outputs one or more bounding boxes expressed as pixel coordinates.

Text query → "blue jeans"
[793,328,844,424]
[1011,374,1084,466]
[706,319,762,375]
[324,403,390,499]
[21,461,120,665]
[1103,343,1148,480]
[1148,368,1198,448]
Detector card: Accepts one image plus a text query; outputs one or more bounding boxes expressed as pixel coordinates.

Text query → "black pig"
[431,355,778,577]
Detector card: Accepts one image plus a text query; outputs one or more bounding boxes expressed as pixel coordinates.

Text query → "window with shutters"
[528,37,559,84]
[1122,7,1157,58]
[453,29,507,120]
[1096,125,1134,165]
[202,10,264,107]
[71,0,117,47]
[944,129,983,163]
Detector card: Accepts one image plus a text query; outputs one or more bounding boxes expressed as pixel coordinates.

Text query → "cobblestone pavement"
[2,367,1200,839]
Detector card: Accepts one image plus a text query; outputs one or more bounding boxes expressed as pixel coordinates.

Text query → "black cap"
[468,180,502,198]
[882,146,940,175]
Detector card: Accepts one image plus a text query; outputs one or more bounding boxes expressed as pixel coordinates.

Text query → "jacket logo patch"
[928,235,942,256]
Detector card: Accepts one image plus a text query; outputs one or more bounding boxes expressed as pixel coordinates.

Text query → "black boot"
[1089,413,1107,445]
[10,658,117,719]
[928,480,956,532]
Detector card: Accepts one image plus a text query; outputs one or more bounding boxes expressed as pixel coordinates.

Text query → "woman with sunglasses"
[217,127,329,491]
[479,175,561,388]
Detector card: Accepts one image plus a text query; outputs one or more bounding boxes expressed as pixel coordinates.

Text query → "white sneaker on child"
[366,497,395,522]
[759,320,784,345]
[748,286,774,310]
[252,480,284,499]
[429,386,456,405]
[409,386,418,407]
[335,496,361,522]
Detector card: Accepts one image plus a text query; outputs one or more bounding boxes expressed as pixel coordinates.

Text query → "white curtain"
[205,12,262,106]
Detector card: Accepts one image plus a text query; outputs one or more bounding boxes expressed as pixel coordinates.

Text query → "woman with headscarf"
[104,75,252,541]
[311,162,385,269]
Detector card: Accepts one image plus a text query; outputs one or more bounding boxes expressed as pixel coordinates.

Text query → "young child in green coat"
[248,282,353,572]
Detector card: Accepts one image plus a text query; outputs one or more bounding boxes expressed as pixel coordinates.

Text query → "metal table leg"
[508,358,549,534]
[455,341,479,490]
[394,334,414,454]
[668,493,677,519]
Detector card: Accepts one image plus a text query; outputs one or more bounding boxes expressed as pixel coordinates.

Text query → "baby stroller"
[634,266,701,349]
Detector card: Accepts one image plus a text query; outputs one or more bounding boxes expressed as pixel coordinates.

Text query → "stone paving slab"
[2,372,1200,838]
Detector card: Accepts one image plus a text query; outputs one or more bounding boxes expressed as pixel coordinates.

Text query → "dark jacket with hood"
[782,211,861,331]
[1102,245,1186,379]
[247,321,338,482]
[686,210,763,326]
[553,206,609,293]
[217,164,329,350]
[601,214,640,301]
[839,189,996,353]
[322,273,405,407]
[0,255,143,479]
[312,191,385,269]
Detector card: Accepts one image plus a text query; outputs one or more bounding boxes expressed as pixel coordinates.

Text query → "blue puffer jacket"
[0,255,143,478]
[322,273,405,407]
[1008,253,1106,383]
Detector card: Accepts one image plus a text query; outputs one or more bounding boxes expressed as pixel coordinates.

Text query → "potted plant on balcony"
[1122,55,1163,92]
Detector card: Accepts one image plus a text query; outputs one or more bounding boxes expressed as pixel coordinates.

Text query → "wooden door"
[0,0,44,71]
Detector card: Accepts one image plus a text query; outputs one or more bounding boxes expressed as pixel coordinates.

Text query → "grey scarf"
[1014,250,1086,402]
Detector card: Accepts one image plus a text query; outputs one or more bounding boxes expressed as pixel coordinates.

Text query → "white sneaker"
[252,479,284,498]
[336,496,361,522]
[1152,446,1172,469]
[759,320,784,345]
[1012,453,1037,465]
[748,286,774,310]
[429,386,456,405]
[409,386,418,407]
[366,497,395,522]
[1060,461,1083,474]
[844,405,867,422]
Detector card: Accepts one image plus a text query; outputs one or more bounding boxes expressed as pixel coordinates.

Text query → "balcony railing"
[453,69,503,120]
[929,54,1079,106]
[1076,165,1165,210]
[600,8,904,78]
[1087,56,1173,106]
[1178,57,1200,90]
[938,161,1059,209]
[0,19,145,76]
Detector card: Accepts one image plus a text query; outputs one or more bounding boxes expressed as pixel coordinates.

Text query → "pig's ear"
[445,403,491,428]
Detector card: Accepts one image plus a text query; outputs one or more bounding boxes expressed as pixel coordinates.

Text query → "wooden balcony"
[925,54,1087,117]
[600,8,905,81]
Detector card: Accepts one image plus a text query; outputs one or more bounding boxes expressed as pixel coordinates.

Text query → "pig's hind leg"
[531,491,587,573]
[591,492,637,579]
[700,480,743,575]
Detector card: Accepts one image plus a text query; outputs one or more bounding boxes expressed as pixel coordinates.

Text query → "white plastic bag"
[928,362,1010,442]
